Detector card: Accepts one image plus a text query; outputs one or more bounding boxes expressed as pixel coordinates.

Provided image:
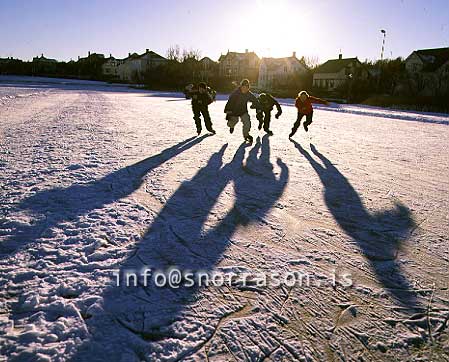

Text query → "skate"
[245,135,253,144]
[265,130,273,136]
[258,122,263,130]
[208,129,216,135]
[229,127,234,134]
[197,129,202,135]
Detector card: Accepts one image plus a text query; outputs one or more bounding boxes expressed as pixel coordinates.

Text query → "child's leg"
[241,113,252,140]
[201,107,215,132]
[193,106,202,133]
[263,111,272,132]
[303,111,314,132]
[227,116,239,130]
[289,113,304,137]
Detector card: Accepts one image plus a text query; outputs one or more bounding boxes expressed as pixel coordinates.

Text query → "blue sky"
[1,0,448,62]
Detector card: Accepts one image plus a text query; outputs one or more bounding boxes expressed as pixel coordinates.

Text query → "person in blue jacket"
[224,79,260,143]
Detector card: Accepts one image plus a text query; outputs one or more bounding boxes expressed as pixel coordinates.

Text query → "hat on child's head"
[240,79,250,87]
[298,90,309,98]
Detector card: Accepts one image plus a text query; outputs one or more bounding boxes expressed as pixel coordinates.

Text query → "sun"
[248,0,310,58]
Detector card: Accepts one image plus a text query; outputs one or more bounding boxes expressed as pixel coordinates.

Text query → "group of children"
[184,78,329,143]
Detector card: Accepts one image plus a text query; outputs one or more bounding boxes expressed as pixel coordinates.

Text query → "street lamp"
[380,29,387,61]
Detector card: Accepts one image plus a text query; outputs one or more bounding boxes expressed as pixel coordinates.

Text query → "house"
[117,49,167,82]
[198,57,218,82]
[32,54,58,74]
[258,52,308,90]
[218,50,260,83]
[101,55,124,78]
[32,54,58,63]
[76,51,107,78]
[77,51,105,63]
[313,54,368,90]
[405,47,449,96]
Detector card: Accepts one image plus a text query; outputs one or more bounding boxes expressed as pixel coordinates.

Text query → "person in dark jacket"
[255,92,282,136]
[224,79,260,143]
[185,82,216,135]
[289,90,329,138]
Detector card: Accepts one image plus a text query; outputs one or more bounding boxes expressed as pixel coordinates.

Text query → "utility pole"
[380,29,386,61]
[378,29,387,93]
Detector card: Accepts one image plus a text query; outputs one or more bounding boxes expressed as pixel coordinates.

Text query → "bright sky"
[1,0,448,63]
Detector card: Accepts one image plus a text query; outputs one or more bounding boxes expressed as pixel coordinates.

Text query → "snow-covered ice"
[1,77,448,361]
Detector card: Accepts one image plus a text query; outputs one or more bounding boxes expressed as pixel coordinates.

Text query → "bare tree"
[181,48,202,62]
[166,45,181,62]
[301,55,320,69]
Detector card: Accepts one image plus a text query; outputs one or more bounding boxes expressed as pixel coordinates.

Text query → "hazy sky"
[1,0,448,63]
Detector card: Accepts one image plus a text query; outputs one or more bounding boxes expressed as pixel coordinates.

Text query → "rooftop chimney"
[88,51,91,56]
[292,51,296,58]
[128,53,131,57]
[339,53,342,60]
[146,48,149,53]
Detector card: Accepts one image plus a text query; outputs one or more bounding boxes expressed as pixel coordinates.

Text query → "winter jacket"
[295,96,327,115]
[259,93,282,114]
[224,87,260,117]
[185,87,216,108]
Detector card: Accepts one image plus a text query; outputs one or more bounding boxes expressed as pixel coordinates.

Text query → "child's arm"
[224,91,238,115]
[295,98,301,110]
[309,96,329,105]
[271,95,282,118]
[248,91,261,111]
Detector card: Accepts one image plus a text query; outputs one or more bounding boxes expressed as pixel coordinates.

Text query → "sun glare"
[249,0,310,58]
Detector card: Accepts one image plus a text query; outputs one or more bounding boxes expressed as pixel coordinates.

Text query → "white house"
[258,52,308,90]
[117,49,167,82]
[218,50,260,83]
[405,47,449,96]
[313,54,367,90]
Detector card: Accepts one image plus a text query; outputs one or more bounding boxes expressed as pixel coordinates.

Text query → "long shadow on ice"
[71,135,288,361]
[0,135,209,258]
[291,140,421,312]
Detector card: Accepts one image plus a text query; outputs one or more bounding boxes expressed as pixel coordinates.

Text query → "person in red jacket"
[289,91,329,138]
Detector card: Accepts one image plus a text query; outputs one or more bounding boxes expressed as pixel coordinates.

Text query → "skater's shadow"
[0,135,210,257]
[291,140,420,312]
[71,135,289,360]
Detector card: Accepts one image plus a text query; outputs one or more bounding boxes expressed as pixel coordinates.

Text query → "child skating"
[289,91,329,139]
[224,79,260,144]
[185,82,216,135]
[256,92,282,136]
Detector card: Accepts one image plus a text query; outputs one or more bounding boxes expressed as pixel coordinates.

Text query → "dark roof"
[261,56,303,71]
[33,55,58,63]
[314,57,359,73]
[218,51,260,62]
[138,50,166,60]
[414,47,449,72]
[200,56,217,64]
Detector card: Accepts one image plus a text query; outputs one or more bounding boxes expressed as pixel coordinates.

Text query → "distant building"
[405,47,449,96]
[32,54,58,63]
[117,49,167,82]
[218,50,260,83]
[77,51,105,63]
[258,52,308,90]
[198,57,218,82]
[101,55,124,78]
[32,54,58,74]
[313,54,368,90]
